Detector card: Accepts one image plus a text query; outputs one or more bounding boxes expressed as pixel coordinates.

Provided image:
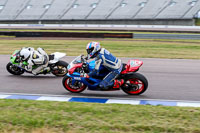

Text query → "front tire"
[121,73,148,95]
[62,76,87,93]
[6,62,24,75]
[51,60,68,77]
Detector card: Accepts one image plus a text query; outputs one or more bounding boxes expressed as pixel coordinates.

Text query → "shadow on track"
[6,75,61,79]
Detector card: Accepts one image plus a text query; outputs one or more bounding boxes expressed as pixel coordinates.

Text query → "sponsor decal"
[130,60,141,67]
[130,60,135,66]
[74,77,81,80]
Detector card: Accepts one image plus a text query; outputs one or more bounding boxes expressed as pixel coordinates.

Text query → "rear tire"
[62,76,87,93]
[121,73,148,95]
[51,60,68,77]
[6,62,24,75]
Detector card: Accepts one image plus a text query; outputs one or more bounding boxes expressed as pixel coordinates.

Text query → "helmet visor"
[87,47,94,54]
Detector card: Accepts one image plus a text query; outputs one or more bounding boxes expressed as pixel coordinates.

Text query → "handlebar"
[80,55,90,73]
[81,55,88,63]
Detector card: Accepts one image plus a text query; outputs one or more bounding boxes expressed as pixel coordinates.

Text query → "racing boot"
[113,79,124,88]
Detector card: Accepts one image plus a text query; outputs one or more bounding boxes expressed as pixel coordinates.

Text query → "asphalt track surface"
[1,55,200,101]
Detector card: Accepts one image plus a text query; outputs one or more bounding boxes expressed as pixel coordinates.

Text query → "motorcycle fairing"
[121,59,143,74]
[10,50,21,64]
[67,60,107,90]
[67,57,143,91]
[48,52,66,64]
[88,60,109,77]
[68,60,109,77]
[68,63,83,74]
[67,73,101,90]
[10,50,29,67]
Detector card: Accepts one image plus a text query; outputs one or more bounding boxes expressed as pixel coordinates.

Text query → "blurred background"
[0,0,199,26]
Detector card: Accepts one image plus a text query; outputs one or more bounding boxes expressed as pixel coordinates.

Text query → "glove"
[84,56,89,60]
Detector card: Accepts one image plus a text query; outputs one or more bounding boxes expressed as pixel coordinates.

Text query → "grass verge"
[0,99,200,133]
[0,35,15,38]
[195,19,200,26]
[1,39,200,59]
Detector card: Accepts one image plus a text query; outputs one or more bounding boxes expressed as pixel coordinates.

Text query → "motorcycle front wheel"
[121,73,148,95]
[62,76,87,93]
[6,62,24,75]
[51,60,68,77]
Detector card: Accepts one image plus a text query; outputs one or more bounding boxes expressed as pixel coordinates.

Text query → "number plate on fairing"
[130,60,142,67]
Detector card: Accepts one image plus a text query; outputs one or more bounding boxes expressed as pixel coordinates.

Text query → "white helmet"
[86,42,101,59]
[19,48,31,61]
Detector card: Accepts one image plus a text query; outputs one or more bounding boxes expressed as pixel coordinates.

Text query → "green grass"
[0,99,200,133]
[195,19,200,26]
[0,35,15,38]
[1,39,200,59]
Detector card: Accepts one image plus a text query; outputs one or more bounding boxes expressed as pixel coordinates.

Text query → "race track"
[1,55,200,101]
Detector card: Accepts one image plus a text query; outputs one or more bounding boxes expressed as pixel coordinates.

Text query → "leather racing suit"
[24,48,49,75]
[88,48,123,89]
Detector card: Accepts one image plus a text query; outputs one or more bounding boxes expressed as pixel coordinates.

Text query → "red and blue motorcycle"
[62,55,148,95]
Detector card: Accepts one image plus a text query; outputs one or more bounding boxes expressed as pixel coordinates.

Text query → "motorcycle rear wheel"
[121,73,148,95]
[51,60,68,77]
[6,62,24,75]
[62,76,87,93]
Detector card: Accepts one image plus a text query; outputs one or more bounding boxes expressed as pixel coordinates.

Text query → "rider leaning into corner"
[85,42,124,89]
[19,47,49,75]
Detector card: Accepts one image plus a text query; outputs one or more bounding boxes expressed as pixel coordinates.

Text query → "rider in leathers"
[19,47,49,75]
[86,42,124,89]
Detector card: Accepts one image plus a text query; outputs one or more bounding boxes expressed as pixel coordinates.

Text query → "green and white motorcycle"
[6,50,68,76]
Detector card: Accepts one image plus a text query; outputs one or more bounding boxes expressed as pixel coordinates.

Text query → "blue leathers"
[88,48,122,88]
